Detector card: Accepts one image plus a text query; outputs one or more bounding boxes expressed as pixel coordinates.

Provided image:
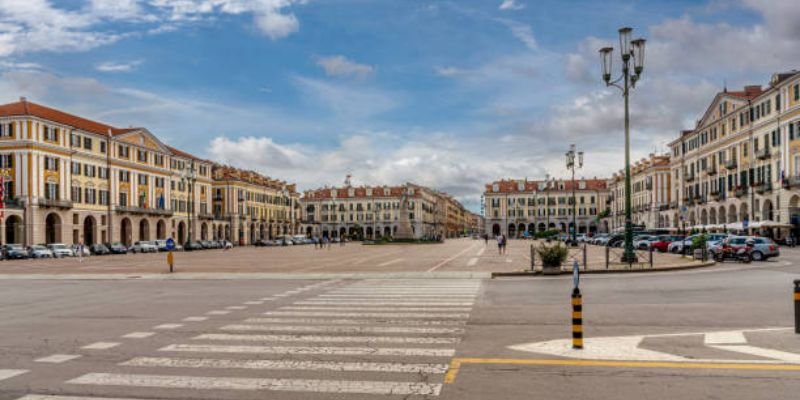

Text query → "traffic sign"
[743,219,749,230]
[572,260,580,290]
[165,238,175,251]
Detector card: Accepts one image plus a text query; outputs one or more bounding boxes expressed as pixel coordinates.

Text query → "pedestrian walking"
[496,234,503,255]
[484,233,488,246]
[501,234,507,255]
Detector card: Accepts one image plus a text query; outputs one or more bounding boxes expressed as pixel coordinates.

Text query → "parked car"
[130,241,158,253]
[709,236,779,261]
[3,244,29,259]
[222,240,233,249]
[650,235,683,252]
[108,242,128,254]
[199,240,212,249]
[90,243,111,255]
[606,234,625,247]
[184,241,203,251]
[47,243,75,258]
[154,240,168,251]
[70,244,91,257]
[633,235,658,250]
[668,235,699,253]
[28,245,54,258]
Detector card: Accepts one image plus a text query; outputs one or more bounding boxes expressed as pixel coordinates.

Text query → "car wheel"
[751,251,764,261]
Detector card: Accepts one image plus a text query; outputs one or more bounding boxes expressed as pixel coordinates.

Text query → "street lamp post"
[599,27,646,263]
[566,144,584,245]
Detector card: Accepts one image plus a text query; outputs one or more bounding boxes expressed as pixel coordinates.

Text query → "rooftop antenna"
[344,174,352,187]
[723,79,727,93]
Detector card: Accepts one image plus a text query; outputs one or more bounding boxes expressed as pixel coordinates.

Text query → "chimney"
[19,96,26,102]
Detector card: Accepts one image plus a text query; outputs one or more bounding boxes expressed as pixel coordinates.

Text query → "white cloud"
[96,60,143,73]
[293,75,398,120]
[316,55,374,78]
[496,18,537,50]
[499,0,524,11]
[434,66,470,77]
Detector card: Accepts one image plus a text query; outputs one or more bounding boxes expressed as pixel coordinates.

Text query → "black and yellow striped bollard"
[794,280,799,334]
[572,287,583,349]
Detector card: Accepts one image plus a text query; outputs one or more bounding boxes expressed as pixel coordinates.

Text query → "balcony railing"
[40,198,73,208]
[735,186,747,197]
[783,176,800,189]
[2,198,25,209]
[725,159,738,170]
[198,212,215,220]
[754,182,773,194]
[685,172,695,182]
[669,202,678,209]
[706,165,717,175]
[755,147,771,160]
[115,205,174,216]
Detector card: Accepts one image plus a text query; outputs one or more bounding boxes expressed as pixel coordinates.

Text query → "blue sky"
[0,0,798,211]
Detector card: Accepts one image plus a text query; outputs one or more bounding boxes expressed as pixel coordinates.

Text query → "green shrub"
[536,243,568,267]
[535,229,560,239]
[691,234,707,250]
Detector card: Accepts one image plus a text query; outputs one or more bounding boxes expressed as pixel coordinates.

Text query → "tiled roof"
[0,98,139,136]
[485,178,607,194]
[304,185,410,200]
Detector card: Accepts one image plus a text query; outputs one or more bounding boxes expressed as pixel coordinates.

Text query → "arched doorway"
[156,219,166,240]
[762,199,774,221]
[201,222,208,240]
[528,223,536,235]
[83,216,97,245]
[492,224,500,235]
[700,209,708,225]
[507,224,516,238]
[120,217,132,246]
[177,221,186,244]
[383,226,391,237]
[518,223,525,237]
[260,224,266,240]
[5,215,22,244]
[249,223,256,244]
[339,227,347,239]
[537,223,546,232]
[139,219,150,241]
[307,226,314,237]
[45,213,61,244]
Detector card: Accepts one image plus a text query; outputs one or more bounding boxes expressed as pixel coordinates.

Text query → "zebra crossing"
[17,279,480,399]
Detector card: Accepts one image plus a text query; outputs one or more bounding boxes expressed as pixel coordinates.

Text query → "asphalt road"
[0,247,799,399]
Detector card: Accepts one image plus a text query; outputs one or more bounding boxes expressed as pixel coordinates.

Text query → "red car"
[650,235,684,253]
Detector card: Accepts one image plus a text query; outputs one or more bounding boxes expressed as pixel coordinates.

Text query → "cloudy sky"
[0,0,798,212]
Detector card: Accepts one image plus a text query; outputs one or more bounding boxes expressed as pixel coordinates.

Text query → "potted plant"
[691,234,708,260]
[537,243,568,275]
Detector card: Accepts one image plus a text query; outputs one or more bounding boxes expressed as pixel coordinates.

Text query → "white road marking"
[477,247,485,256]
[68,372,442,396]
[274,294,289,297]
[14,396,149,400]
[427,243,480,272]
[194,333,459,345]
[35,354,81,363]
[122,356,449,373]
[264,311,470,319]
[221,324,465,335]
[245,317,466,326]
[82,342,120,350]
[206,310,231,315]
[319,294,476,298]
[467,257,478,267]
[709,345,800,363]
[153,324,183,330]
[161,343,455,357]
[183,317,208,322]
[506,258,513,263]
[226,306,247,310]
[244,301,263,305]
[705,331,748,345]
[295,301,474,306]
[121,332,155,339]
[378,258,404,267]
[0,369,27,381]
[281,306,472,312]
[260,297,276,301]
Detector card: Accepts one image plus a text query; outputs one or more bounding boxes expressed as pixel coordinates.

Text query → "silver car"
[29,245,54,258]
[130,241,158,253]
[710,236,780,261]
[47,243,75,258]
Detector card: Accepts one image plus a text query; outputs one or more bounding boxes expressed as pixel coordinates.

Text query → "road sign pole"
[167,251,174,273]
[571,260,583,349]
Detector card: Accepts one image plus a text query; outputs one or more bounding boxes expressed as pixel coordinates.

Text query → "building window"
[0,154,13,169]
[0,123,14,138]
[100,141,106,153]
[84,164,96,178]
[83,137,92,150]
[119,192,128,207]
[154,154,164,166]
[71,133,81,147]
[44,157,59,171]
[99,167,108,179]
[85,188,96,204]
[138,174,148,185]
[137,149,147,162]
[119,170,130,182]
[118,145,129,158]
[45,182,58,200]
[44,126,57,142]
[71,186,82,203]
[71,161,81,175]
[99,190,109,205]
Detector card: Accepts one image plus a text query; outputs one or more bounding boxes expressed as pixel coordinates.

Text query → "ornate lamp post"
[599,27,646,263]
[566,144,584,245]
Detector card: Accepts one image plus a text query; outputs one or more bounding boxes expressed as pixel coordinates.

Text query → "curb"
[491,260,716,278]
[0,271,494,281]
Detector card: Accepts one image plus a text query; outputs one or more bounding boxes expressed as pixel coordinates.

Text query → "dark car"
[3,244,28,259]
[184,241,203,251]
[108,242,128,254]
[90,243,111,255]
[198,240,211,249]
[606,234,625,247]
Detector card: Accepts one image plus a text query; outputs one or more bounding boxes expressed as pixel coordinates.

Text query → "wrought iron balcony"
[725,159,738,170]
[754,182,773,194]
[2,197,25,209]
[706,165,717,175]
[115,205,173,216]
[198,212,215,220]
[755,147,771,160]
[735,186,747,197]
[783,176,800,189]
[39,198,73,208]
[685,172,695,182]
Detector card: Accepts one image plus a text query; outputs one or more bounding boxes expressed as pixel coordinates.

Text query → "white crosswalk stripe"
[68,372,443,396]
[220,324,465,334]
[193,333,460,344]
[23,279,480,399]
